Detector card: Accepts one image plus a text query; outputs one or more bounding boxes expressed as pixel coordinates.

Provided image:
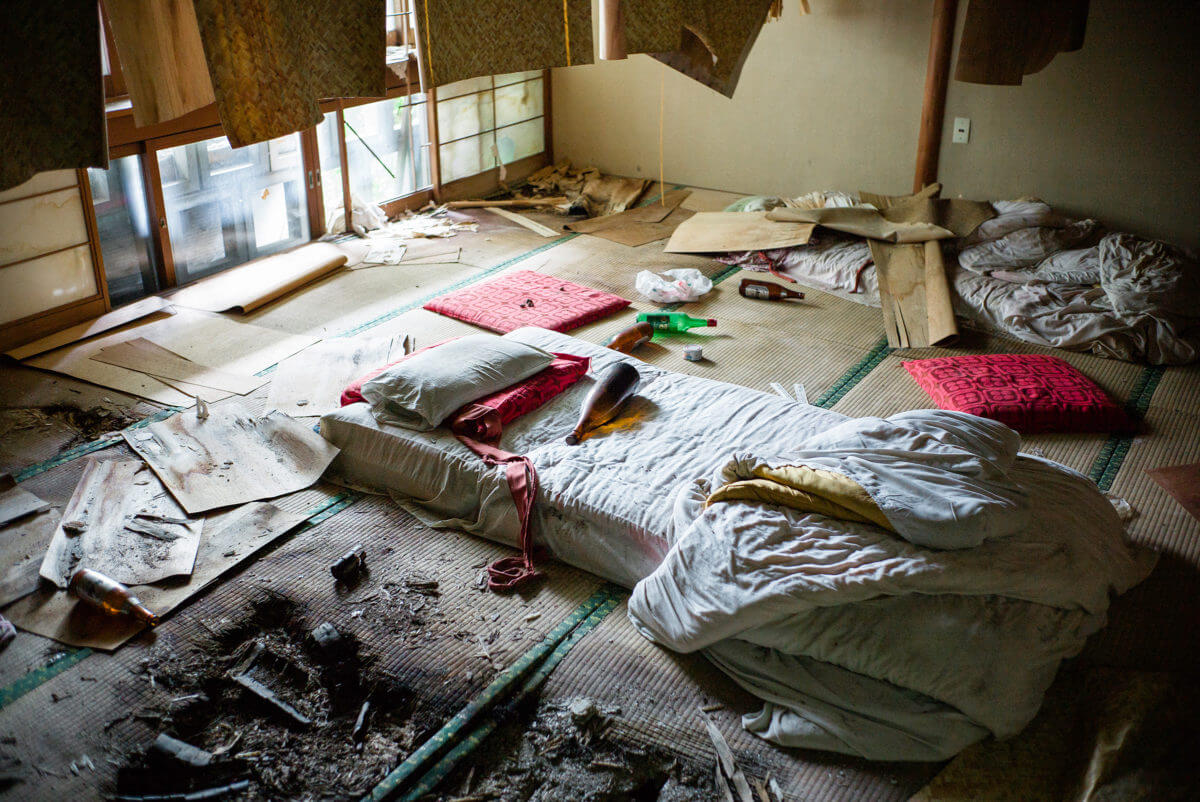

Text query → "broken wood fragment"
[443,197,567,209]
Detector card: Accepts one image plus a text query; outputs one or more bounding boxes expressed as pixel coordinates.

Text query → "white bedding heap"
[628,410,1157,760]
[722,196,1200,364]
[320,328,1156,761]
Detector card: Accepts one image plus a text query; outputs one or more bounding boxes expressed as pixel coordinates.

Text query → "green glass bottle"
[635,312,717,333]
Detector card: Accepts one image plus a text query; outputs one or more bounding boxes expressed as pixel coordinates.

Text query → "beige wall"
[551,0,1200,249]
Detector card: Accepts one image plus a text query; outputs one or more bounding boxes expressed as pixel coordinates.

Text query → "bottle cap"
[706,319,717,327]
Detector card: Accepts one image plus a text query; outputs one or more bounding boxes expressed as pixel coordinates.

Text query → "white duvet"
[628,410,1156,760]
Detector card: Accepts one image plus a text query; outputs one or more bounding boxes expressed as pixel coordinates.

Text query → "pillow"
[423,270,630,333]
[340,340,451,407]
[902,354,1130,434]
[360,335,553,430]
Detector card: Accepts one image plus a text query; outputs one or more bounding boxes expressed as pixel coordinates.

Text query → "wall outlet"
[952,117,971,144]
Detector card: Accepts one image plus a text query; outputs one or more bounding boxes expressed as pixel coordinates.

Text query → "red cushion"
[423,270,630,333]
[902,354,1130,434]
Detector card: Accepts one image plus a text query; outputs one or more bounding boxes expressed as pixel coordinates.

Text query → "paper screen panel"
[495,78,543,127]
[0,189,89,266]
[0,246,97,325]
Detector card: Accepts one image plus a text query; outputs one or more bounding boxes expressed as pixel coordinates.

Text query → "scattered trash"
[111,778,251,802]
[700,708,755,802]
[569,699,598,725]
[151,734,214,768]
[351,699,372,743]
[331,545,368,583]
[739,277,805,301]
[566,362,641,445]
[195,397,209,421]
[69,568,159,626]
[636,311,717,333]
[0,614,15,651]
[635,268,713,303]
[310,622,343,651]
[605,322,655,355]
[770,382,808,406]
[229,641,312,727]
[684,344,704,362]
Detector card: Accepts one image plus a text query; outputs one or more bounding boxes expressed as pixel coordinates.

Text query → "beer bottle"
[69,568,159,626]
[566,362,640,445]
[605,322,654,354]
[635,312,717,332]
[739,277,805,301]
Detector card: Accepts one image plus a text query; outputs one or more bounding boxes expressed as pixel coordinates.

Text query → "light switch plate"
[952,117,971,144]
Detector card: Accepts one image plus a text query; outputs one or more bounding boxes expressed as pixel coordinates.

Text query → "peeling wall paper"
[39,459,203,588]
[123,405,340,514]
[416,0,593,88]
[0,1,107,190]
[192,0,386,148]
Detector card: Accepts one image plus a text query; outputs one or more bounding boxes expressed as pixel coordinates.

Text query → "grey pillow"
[361,334,554,430]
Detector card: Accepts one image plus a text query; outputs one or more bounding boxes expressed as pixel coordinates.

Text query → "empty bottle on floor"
[605,321,655,354]
[635,312,716,332]
[739,277,805,301]
[69,568,159,626]
[566,362,641,445]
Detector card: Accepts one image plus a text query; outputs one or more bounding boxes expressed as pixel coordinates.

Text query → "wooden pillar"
[913,0,958,193]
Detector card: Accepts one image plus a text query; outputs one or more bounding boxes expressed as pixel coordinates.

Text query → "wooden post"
[913,0,958,193]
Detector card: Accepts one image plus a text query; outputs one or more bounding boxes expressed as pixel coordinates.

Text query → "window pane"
[344,95,432,205]
[88,156,160,306]
[157,133,310,284]
[440,132,496,183]
[494,78,543,128]
[315,114,344,225]
[496,118,545,164]
[494,70,542,87]
[437,91,495,142]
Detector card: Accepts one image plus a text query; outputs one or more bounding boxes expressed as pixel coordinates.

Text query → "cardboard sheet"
[91,337,266,395]
[0,508,59,608]
[566,190,695,247]
[664,211,815,254]
[1146,463,1200,524]
[39,459,203,588]
[267,333,409,418]
[167,242,348,313]
[5,296,172,361]
[123,404,340,514]
[0,474,49,526]
[6,502,309,650]
[24,307,318,406]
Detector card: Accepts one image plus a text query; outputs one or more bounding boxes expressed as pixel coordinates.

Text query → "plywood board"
[0,508,59,608]
[267,333,409,418]
[39,459,203,588]
[5,296,172,360]
[123,404,340,514]
[0,474,49,526]
[24,308,318,406]
[1146,463,1200,524]
[567,190,695,247]
[486,207,561,238]
[167,242,349,313]
[91,337,266,395]
[6,501,308,650]
[766,206,957,243]
[664,212,814,254]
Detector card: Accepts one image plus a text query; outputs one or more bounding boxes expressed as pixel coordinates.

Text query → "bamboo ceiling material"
[415,0,593,88]
[104,0,216,128]
[191,0,386,148]
[0,2,107,191]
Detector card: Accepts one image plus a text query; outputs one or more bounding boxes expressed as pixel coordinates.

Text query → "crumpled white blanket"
[628,410,1156,761]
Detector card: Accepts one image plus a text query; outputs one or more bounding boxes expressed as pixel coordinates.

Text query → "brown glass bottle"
[605,322,654,354]
[566,362,640,445]
[739,277,805,301]
[69,568,159,626]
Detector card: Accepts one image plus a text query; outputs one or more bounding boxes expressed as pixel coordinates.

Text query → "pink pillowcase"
[423,270,630,333]
[903,354,1130,433]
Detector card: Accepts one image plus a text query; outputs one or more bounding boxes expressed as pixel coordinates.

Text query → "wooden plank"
[444,196,567,210]
[91,337,267,395]
[123,404,340,514]
[38,459,203,588]
[664,212,814,254]
[267,333,408,418]
[6,501,309,650]
[486,206,561,237]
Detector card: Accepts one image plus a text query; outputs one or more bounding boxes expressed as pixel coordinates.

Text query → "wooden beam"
[913,0,958,193]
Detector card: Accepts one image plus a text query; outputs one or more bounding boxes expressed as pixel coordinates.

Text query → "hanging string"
[562,0,572,66]
[422,0,436,85]
[658,75,665,204]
